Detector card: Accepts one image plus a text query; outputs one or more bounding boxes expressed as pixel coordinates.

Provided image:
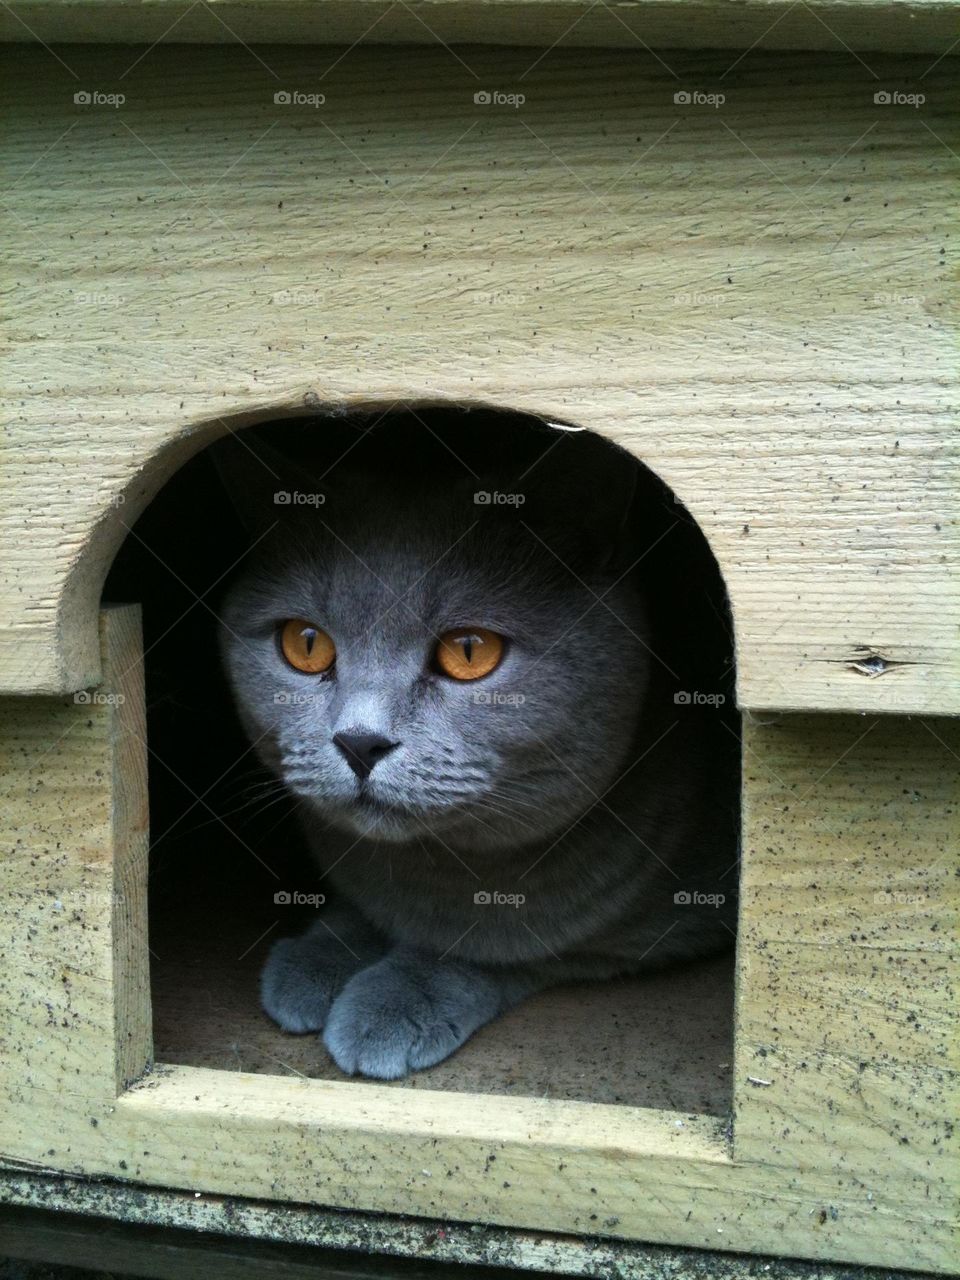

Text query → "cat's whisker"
[256,793,309,842]
[468,799,538,833]
[226,779,287,802]
[215,762,280,789]
[457,806,502,835]
[485,784,557,816]
[414,834,437,870]
[484,786,549,815]
[159,787,296,845]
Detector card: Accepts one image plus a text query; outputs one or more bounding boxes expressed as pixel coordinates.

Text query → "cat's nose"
[333,731,400,781]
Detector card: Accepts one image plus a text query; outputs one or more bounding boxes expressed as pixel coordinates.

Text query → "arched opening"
[103,404,740,1112]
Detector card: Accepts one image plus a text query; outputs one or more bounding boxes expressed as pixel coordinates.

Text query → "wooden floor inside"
[151,906,734,1114]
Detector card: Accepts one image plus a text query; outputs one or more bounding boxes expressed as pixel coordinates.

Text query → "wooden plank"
[0,1060,953,1271]
[1,0,958,53]
[0,605,151,1099]
[0,630,956,1269]
[733,714,959,1244]
[1,45,957,711]
[108,608,153,1092]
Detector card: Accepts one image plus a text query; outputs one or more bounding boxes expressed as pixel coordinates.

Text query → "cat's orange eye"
[435,628,504,681]
[280,619,336,674]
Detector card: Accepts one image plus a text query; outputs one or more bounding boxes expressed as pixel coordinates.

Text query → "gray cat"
[215,414,738,1080]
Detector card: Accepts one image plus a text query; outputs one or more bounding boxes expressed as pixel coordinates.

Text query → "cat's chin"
[338,805,431,844]
[301,794,445,844]
[312,795,514,849]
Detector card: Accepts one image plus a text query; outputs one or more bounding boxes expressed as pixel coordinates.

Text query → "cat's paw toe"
[322,962,478,1079]
[260,936,336,1033]
[323,1001,463,1079]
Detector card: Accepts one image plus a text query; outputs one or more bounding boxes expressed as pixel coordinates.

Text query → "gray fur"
[217,421,737,1080]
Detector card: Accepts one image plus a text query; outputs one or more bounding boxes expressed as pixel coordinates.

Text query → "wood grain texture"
[0,606,151,1099]
[1,654,957,1270]
[734,712,959,1260]
[2,45,957,710]
[1,0,959,53]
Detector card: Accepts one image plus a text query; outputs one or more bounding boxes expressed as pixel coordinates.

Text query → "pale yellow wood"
[0,1059,954,1270]
[2,46,957,712]
[1,0,958,52]
[107,610,152,1091]
[0,605,151,1098]
[1,647,957,1270]
[733,713,959,1254]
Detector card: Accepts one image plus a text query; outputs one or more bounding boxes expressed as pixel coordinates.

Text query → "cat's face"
[220,502,650,853]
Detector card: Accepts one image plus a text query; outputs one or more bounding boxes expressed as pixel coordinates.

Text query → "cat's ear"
[504,428,639,572]
[207,428,326,536]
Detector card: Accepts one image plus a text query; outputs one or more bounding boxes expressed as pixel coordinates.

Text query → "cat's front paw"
[322,952,501,1079]
[261,913,385,1034]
